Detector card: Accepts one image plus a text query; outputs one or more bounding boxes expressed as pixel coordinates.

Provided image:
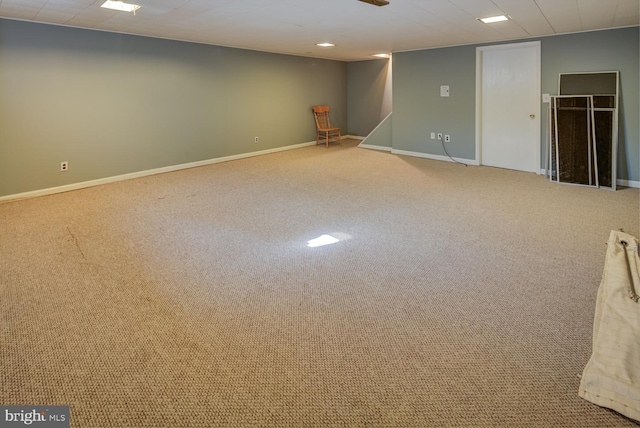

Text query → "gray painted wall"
[393,45,477,160]
[360,114,392,149]
[2,19,638,198]
[0,19,347,197]
[540,28,639,182]
[347,58,392,139]
[392,27,639,181]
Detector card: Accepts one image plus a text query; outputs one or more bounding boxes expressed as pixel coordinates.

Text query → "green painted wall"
[2,19,637,197]
[393,45,476,160]
[347,58,392,139]
[360,114,392,149]
[392,27,639,181]
[0,19,347,197]
[541,28,639,182]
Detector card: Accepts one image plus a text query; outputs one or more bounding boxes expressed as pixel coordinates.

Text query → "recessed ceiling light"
[372,53,391,58]
[101,0,141,14]
[479,15,509,24]
[316,43,336,47]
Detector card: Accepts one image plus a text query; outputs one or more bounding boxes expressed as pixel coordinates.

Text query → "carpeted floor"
[1,138,639,427]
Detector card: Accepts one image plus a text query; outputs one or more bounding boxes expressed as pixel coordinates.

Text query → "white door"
[478,42,540,173]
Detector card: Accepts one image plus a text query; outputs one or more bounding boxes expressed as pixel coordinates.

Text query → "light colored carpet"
[1,138,639,427]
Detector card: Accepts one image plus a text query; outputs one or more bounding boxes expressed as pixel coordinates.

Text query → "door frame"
[475,41,541,173]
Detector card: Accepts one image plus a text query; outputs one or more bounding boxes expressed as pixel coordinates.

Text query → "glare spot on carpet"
[307,232,352,248]
[307,234,339,247]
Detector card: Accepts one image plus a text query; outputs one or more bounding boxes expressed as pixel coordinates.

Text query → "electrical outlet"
[430,132,435,140]
[60,161,68,172]
[254,137,259,143]
[444,135,451,143]
[437,133,443,140]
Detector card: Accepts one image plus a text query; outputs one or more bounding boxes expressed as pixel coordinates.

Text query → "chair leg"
[325,131,329,148]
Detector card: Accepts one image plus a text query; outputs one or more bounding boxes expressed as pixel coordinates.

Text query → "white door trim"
[475,41,541,173]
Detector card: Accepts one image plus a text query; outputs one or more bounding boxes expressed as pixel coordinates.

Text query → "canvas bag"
[579,229,640,422]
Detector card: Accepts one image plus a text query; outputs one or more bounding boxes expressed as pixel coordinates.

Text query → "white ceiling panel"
[34,10,78,23]
[0,0,637,60]
[449,0,506,19]
[492,0,554,35]
[0,5,40,20]
[482,19,531,40]
[535,0,583,33]
[614,0,640,27]
[578,0,616,28]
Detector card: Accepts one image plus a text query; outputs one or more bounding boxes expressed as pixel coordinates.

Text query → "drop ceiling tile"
[492,0,554,35]
[449,0,506,19]
[2,0,46,6]
[405,0,472,20]
[0,4,41,19]
[137,0,190,8]
[0,0,637,61]
[65,14,110,26]
[45,0,94,7]
[578,0,616,28]
[535,0,583,33]
[34,9,77,22]
[488,20,532,39]
[613,0,640,27]
[386,2,440,27]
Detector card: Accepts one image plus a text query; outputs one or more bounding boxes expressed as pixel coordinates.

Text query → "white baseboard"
[615,179,640,189]
[344,135,365,140]
[540,169,640,189]
[0,141,317,203]
[4,141,635,203]
[391,149,479,166]
[358,143,392,152]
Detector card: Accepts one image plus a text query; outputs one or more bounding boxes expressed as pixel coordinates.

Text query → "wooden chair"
[312,105,341,148]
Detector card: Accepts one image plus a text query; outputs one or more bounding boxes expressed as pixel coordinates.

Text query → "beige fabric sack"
[579,230,640,422]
